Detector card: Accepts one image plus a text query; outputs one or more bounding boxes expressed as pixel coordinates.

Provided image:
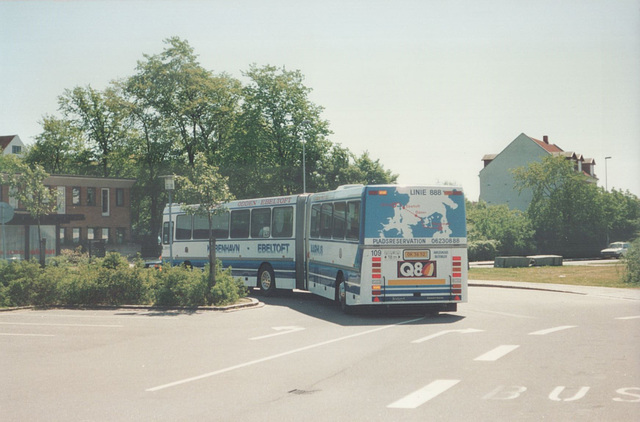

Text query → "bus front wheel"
[258,265,276,296]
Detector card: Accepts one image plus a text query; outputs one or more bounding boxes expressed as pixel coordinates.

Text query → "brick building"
[0,174,136,260]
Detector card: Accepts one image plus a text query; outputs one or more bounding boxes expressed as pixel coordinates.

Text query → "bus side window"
[175,214,192,240]
[320,203,333,238]
[192,213,229,239]
[310,205,321,238]
[212,212,229,239]
[162,221,173,244]
[346,201,360,241]
[193,215,209,239]
[230,209,250,238]
[272,206,293,238]
[251,208,271,238]
[333,202,346,239]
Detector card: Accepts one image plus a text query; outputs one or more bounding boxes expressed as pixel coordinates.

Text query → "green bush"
[211,266,247,306]
[153,265,208,307]
[622,238,640,284]
[468,240,501,262]
[0,252,246,308]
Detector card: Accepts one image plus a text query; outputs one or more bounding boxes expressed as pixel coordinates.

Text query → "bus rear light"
[453,272,462,278]
[368,190,387,196]
[372,274,381,279]
[452,256,462,261]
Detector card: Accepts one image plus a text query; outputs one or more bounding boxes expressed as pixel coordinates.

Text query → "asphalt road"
[1,285,639,421]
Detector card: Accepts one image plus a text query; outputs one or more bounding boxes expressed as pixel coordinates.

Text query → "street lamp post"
[302,138,306,194]
[605,156,612,191]
[161,175,175,266]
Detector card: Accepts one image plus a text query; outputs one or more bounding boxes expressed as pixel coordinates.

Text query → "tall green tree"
[25,115,88,174]
[175,154,234,295]
[58,85,129,177]
[513,155,607,256]
[131,37,242,167]
[230,64,332,196]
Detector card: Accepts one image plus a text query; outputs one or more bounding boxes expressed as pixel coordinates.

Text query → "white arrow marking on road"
[529,325,576,335]
[388,379,460,409]
[411,328,483,344]
[250,326,305,340]
[616,315,640,320]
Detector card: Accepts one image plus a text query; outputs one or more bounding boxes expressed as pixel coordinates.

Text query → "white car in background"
[600,242,630,259]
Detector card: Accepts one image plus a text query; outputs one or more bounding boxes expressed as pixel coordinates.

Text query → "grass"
[469,263,637,289]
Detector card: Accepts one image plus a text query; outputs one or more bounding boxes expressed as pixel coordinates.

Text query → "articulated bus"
[161,185,467,312]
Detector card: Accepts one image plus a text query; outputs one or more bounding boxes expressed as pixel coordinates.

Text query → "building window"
[72,187,81,205]
[9,187,18,209]
[101,188,110,216]
[116,228,126,244]
[72,228,81,244]
[12,145,22,154]
[88,228,95,240]
[116,188,124,206]
[102,228,109,243]
[87,188,96,206]
[59,227,67,245]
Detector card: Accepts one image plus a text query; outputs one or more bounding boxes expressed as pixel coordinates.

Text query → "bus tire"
[258,265,276,296]
[336,274,350,313]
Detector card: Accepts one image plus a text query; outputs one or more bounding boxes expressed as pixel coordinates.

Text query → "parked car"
[600,242,630,259]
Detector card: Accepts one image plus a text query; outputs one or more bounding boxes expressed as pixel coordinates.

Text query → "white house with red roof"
[479,133,597,211]
[0,135,25,157]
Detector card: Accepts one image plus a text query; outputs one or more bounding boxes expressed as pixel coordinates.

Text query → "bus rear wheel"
[258,265,276,296]
[336,274,350,313]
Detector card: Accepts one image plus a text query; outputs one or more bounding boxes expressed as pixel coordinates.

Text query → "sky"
[1,0,639,201]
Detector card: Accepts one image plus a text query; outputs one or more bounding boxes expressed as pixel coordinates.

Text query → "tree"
[0,156,57,266]
[466,201,535,258]
[513,155,607,256]
[25,115,87,174]
[230,64,332,196]
[58,85,129,177]
[174,155,234,299]
[602,188,640,243]
[132,37,242,167]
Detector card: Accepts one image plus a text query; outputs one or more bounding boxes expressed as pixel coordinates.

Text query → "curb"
[0,297,264,313]
[469,281,584,295]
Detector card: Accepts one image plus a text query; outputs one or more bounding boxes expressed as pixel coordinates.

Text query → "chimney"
[543,135,549,144]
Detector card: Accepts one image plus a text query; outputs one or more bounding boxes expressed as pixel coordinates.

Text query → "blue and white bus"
[161,185,467,312]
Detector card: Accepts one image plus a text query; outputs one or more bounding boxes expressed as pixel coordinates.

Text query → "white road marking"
[529,325,576,335]
[0,333,55,337]
[147,316,425,392]
[474,345,520,361]
[467,308,537,319]
[250,326,305,340]
[616,315,640,320]
[387,380,460,409]
[0,322,122,328]
[411,328,483,343]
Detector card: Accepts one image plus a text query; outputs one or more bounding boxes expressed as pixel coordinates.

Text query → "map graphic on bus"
[364,186,466,244]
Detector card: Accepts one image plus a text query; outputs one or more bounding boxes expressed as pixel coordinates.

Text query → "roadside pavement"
[470,279,640,301]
